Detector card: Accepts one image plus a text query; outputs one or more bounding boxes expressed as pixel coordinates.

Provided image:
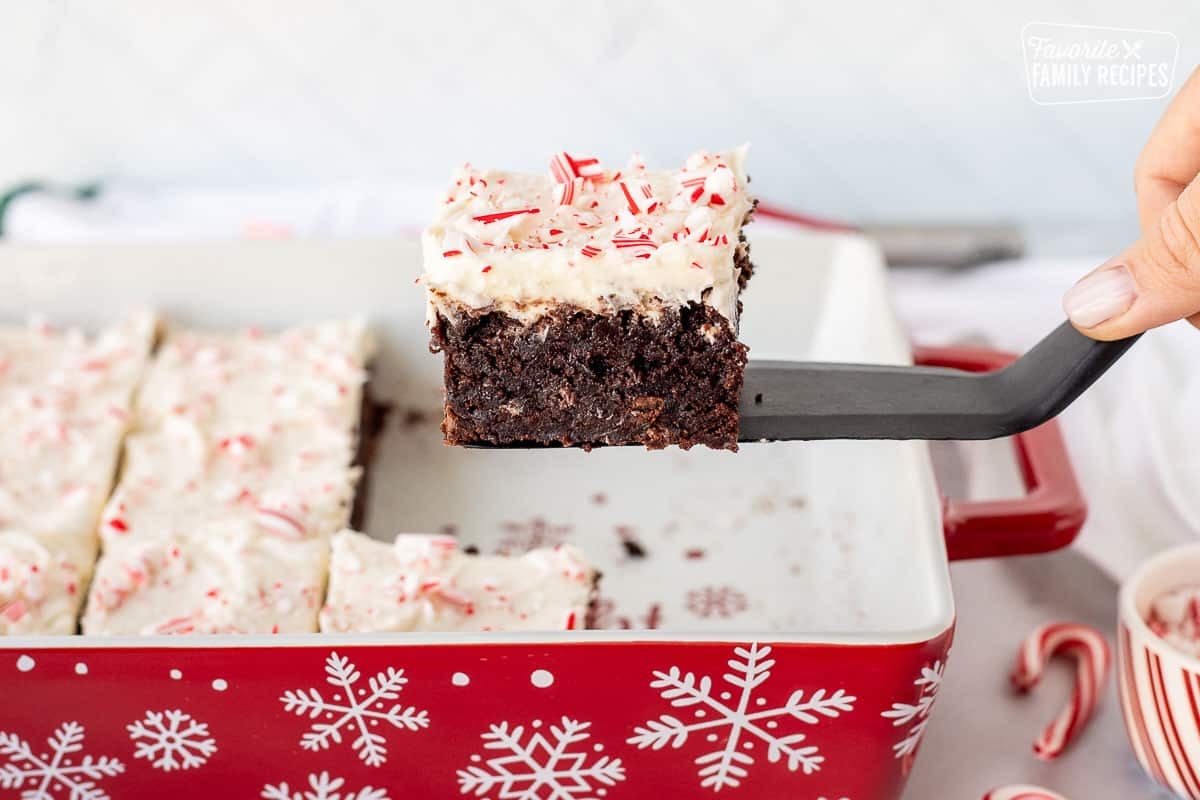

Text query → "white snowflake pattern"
[880,660,944,774]
[0,721,125,800]
[280,650,429,767]
[457,717,625,799]
[627,643,856,792]
[127,709,216,771]
[261,771,389,800]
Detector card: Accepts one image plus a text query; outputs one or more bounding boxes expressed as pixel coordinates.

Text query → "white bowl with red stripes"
[1119,543,1200,799]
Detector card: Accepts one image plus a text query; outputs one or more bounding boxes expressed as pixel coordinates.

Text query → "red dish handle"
[913,344,1087,561]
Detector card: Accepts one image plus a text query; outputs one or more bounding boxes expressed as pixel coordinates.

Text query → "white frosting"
[0,313,156,542]
[319,530,596,633]
[422,147,753,324]
[100,426,361,548]
[100,320,372,547]
[82,526,327,635]
[135,319,373,430]
[1148,586,1200,657]
[0,531,92,635]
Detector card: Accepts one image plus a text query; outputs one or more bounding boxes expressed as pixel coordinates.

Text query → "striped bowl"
[1119,544,1200,799]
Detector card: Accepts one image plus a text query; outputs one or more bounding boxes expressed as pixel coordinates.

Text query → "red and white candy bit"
[253,506,307,539]
[548,152,603,183]
[616,180,658,215]
[1011,622,1111,761]
[1146,585,1200,656]
[982,785,1068,800]
[554,177,585,206]
[471,208,540,225]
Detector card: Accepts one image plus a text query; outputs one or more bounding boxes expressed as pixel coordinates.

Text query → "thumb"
[1063,175,1200,340]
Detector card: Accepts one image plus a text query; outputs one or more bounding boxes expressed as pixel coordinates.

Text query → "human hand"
[1063,67,1200,340]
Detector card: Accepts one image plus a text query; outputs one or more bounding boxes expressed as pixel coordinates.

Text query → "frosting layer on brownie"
[319,530,596,633]
[0,531,92,635]
[99,320,372,549]
[422,147,753,324]
[82,527,327,635]
[0,313,156,543]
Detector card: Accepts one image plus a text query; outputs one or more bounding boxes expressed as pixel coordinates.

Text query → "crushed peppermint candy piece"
[548,151,603,183]
[1147,585,1200,656]
[472,208,540,225]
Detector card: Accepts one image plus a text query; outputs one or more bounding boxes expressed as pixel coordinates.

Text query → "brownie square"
[423,149,756,451]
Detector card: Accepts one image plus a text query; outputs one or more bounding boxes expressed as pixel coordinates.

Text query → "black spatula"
[738,321,1138,441]
[469,322,1139,445]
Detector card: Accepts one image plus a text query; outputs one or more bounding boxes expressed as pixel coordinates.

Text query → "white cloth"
[7,184,1196,581]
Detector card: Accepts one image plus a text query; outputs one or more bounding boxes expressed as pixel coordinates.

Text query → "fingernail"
[1063,265,1137,328]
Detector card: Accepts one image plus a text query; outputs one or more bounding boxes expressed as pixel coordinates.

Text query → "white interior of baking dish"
[0,231,954,648]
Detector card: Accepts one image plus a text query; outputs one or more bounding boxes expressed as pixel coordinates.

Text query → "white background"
[0,1,1197,250]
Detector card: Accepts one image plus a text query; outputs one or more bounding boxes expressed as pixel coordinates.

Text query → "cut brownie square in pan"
[318,530,597,633]
[423,148,756,451]
[0,312,157,634]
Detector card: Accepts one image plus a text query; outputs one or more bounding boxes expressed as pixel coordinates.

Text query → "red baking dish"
[0,234,1083,799]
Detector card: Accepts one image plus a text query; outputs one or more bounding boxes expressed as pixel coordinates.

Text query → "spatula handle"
[993,322,1142,433]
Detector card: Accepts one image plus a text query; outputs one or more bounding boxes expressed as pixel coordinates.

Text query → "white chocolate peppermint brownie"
[0,531,92,635]
[134,319,373,431]
[0,312,157,544]
[319,530,597,633]
[82,527,327,635]
[422,147,753,324]
[100,320,373,547]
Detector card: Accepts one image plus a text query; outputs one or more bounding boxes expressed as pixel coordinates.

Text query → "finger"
[1064,174,1200,340]
[1136,66,1200,233]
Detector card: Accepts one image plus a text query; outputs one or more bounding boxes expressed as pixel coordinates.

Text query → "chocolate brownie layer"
[348,382,390,530]
[432,302,747,451]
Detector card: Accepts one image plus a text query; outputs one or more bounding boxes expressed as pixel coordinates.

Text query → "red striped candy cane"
[1012,621,1111,760]
[982,785,1068,800]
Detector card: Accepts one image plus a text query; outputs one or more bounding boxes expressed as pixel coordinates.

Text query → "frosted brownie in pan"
[98,320,375,550]
[85,320,376,635]
[423,148,756,451]
[82,528,327,635]
[0,313,156,634]
[319,531,598,633]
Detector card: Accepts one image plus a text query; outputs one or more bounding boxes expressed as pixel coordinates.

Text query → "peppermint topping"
[320,530,595,634]
[423,146,754,325]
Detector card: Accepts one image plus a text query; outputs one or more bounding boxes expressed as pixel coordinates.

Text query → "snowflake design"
[628,643,856,792]
[880,660,944,775]
[684,586,748,619]
[496,517,571,555]
[261,771,389,800]
[280,651,429,767]
[0,721,125,800]
[457,717,625,799]
[127,709,216,771]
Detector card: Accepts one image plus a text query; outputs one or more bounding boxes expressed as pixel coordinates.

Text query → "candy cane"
[1011,622,1111,760]
[982,784,1068,800]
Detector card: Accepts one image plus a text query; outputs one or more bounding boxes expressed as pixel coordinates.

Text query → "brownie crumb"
[615,525,648,559]
[462,544,480,555]
[787,496,807,510]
